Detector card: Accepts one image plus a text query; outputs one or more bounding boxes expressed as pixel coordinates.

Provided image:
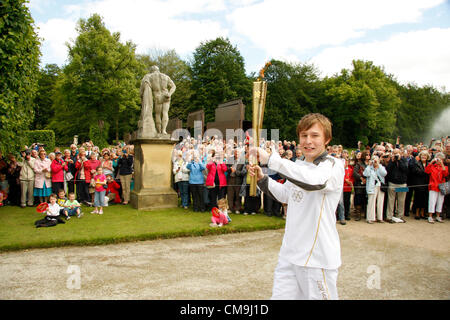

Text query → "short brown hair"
[296,113,332,143]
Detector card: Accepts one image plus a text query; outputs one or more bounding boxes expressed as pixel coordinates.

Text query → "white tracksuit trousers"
[271,257,339,300]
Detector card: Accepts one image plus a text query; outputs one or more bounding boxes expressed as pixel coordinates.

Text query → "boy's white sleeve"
[258,176,290,204]
[267,152,343,193]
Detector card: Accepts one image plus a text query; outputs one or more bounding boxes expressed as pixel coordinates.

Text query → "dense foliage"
[23,130,55,152]
[189,37,252,123]
[46,14,145,146]
[0,0,41,153]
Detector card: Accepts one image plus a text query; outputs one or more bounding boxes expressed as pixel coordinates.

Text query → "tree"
[189,37,252,123]
[33,64,60,130]
[395,83,449,144]
[262,59,321,141]
[0,0,41,153]
[49,14,145,145]
[320,60,401,146]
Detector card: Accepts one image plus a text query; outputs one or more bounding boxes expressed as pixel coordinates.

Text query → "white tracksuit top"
[259,151,344,270]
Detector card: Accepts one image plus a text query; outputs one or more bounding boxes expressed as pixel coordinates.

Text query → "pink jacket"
[51,159,68,183]
[205,162,228,187]
[34,158,52,189]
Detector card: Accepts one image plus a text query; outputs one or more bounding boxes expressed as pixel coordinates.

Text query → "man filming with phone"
[385,148,409,223]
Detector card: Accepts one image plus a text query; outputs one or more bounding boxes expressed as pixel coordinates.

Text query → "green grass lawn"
[0,204,285,252]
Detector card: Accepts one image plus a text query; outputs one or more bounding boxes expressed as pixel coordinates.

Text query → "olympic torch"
[250,62,270,196]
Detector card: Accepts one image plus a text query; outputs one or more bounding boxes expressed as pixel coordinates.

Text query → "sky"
[28,0,450,91]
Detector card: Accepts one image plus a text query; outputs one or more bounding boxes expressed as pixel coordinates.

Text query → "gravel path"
[0,215,449,300]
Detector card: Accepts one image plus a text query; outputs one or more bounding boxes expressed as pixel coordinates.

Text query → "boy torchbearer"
[249,113,344,300]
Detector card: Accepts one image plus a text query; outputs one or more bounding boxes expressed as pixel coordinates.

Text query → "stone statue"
[138,66,176,138]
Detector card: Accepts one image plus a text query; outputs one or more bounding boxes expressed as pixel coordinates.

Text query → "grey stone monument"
[131,66,178,210]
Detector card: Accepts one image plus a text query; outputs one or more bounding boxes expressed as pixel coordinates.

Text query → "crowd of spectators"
[171,135,450,224]
[0,140,134,209]
[1,134,449,226]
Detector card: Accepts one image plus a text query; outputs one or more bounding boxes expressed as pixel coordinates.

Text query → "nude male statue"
[139,66,176,137]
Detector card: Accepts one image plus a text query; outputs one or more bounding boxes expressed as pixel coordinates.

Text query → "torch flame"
[258,61,272,81]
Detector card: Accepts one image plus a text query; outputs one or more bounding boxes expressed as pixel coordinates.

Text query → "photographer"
[6,154,21,206]
[404,145,417,217]
[425,153,448,223]
[50,151,68,194]
[75,150,90,205]
[64,149,76,194]
[117,147,134,205]
[205,149,228,211]
[363,155,387,223]
[17,149,36,208]
[385,149,409,223]
[33,149,52,204]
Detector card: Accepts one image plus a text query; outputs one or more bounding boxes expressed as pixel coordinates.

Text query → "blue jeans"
[179,181,189,207]
[64,207,80,216]
[94,190,106,207]
[337,192,345,221]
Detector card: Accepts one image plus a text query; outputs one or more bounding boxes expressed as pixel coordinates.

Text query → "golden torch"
[250,61,270,196]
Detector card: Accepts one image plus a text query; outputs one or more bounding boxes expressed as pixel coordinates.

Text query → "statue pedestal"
[130,138,178,210]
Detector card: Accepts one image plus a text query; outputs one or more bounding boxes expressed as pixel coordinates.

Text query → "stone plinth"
[130,138,178,210]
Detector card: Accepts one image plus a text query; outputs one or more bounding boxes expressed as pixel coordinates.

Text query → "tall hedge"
[0,0,41,154]
[24,130,55,152]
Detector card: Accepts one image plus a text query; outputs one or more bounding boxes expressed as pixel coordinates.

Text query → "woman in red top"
[75,150,91,204]
[106,174,121,204]
[50,152,68,194]
[87,153,101,204]
[343,157,355,220]
[205,149,228,210]
[425,152,448,223]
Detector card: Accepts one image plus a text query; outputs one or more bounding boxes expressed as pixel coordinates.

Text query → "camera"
[21,149,32,157]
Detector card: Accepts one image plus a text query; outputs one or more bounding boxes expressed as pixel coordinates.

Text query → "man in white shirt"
[249,113,344,300]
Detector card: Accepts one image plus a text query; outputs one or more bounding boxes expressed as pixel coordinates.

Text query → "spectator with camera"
[63,149,76,194]
[33,149,52,204]
[385,149,409,223]
[17,149,36,208]
[205,149,228,211]
[75,149,91,205]
[403,145,417,217]
[410,150,430,220]
[226,148,244,214]
[353,150,370,221]
[363,155,387,223]
[425,152,448,223]
[50,151,68,195]
[6,154,21,206]
[343,155,354,221]
[117,147,134,205]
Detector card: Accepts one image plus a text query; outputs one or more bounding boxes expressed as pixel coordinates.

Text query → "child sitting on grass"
[35,193,66,228]
[105,174,121,206]
[64,192,83,218]
[210,198,231,227]
[57,189,70,219]
[92,167,107,215]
